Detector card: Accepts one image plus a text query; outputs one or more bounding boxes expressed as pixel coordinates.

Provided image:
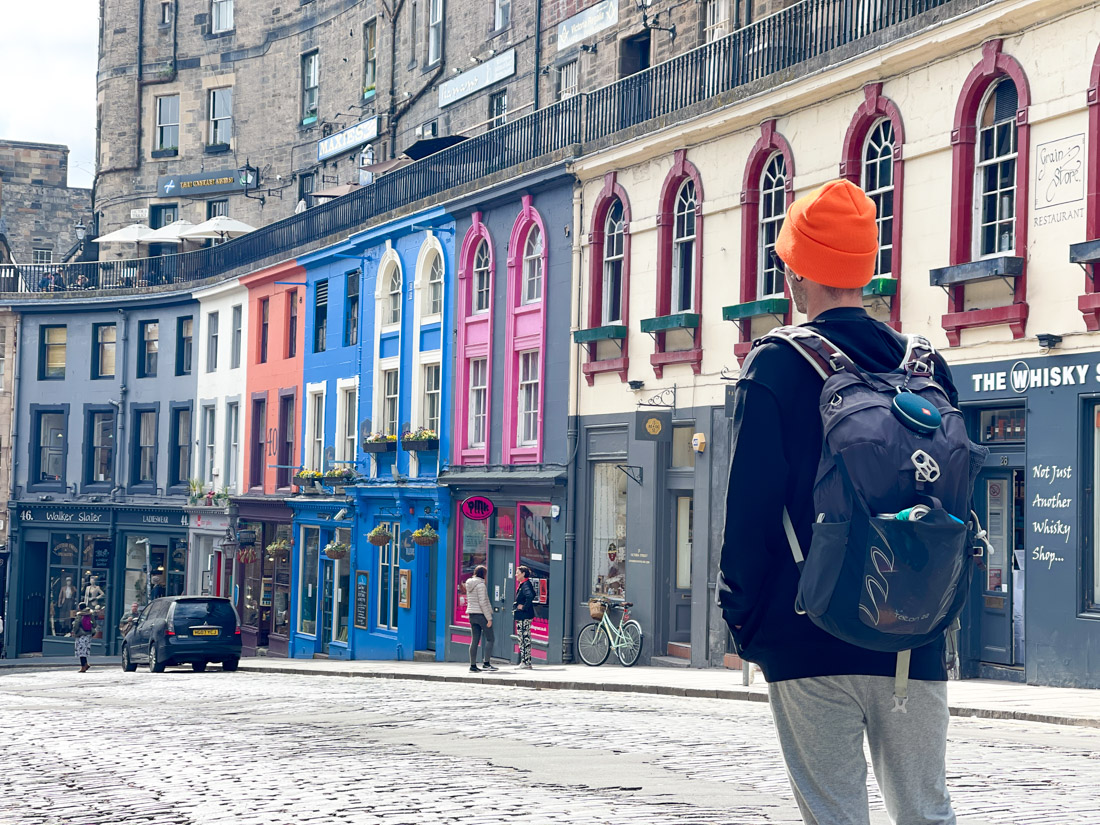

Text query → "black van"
[121,596,242,673]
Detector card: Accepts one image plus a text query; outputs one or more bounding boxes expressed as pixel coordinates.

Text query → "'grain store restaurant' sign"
[156,169,256,198]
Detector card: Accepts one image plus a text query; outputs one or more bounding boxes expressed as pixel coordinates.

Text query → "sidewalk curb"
[236,663,1099,729]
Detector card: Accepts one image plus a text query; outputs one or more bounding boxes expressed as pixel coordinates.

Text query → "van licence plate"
[191,628,218,636]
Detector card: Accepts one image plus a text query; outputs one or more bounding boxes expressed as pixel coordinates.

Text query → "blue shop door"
[975,471,1024,666]
[320,560,334,654]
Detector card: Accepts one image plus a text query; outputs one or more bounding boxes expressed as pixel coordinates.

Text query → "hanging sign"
[634,409,671,443]
[354,570,370,629]
[461,496,495,521]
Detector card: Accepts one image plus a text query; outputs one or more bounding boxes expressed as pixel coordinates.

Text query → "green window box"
[573,325,627,344]
[721,298,790,322]
[639,313,700,333]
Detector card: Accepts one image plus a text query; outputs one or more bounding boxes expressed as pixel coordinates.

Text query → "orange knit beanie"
[775,179,878,289]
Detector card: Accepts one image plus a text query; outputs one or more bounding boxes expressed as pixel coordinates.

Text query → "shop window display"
[272,525,292,637]
[456,516,488,624]
[299,526,320,635]
[48,533,109,639]
[517,503,551,640]
[590,463,628,598]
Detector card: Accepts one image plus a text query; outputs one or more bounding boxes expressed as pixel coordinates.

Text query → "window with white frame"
[522,225,543,304]
[473,241,491,313]
[494,0,510,30]
[340,386,357,462]
[202,406,216,484]
[211,0,233,32]
[517,351,539,446]
[758,154,787,298]
[156,95,179,150]
[225,401,239,488]
[32,249,53,264]
[602,199,625,324]
[302,51,320,121]
[206,311,219,372]
[0,327,6,390]
[423,364,441,433]
[377,522,400,629]
[558,60,578,100]
[426,253,444,316]
[309,390,325,471]
[489,90,508,129]
[386,267,402,325]
[208,87,232,145]
[976,78,1018,258]
[363,20,377,95]
[428,0,443,65]
[382,369,399,437]
[469,358,488,448]
[672,180,697,312]
[862,119,895,278]
[704,0,730,42]
[230,305,242,369]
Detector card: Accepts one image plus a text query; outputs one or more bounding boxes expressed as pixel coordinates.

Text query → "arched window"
[976,78,1018,258]
[522,226,543,304]
[602,199,625,323]
[473,240,491,313]
[672,181,697,312]
[758,154,786,298]
[425,252,443,316]
[386,266,402,325]
[863,118,895,278]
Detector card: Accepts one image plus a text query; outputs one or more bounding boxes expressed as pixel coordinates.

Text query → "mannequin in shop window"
[82,575,104,611]
[56,576,77,634]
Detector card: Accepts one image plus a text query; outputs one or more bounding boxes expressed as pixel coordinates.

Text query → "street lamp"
[74,220,87,259]
[238,159,265,205]
[634,0,676,40]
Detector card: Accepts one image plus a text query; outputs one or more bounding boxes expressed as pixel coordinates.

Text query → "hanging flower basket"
[266,538,291,561]
[367,526,393,546]
[323,541,350,560]
[237,545,259,565]
[411,525,439,546]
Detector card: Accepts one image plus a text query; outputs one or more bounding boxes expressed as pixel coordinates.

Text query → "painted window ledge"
[721,297,790,322]
[639,312,700,333]
[931,256,1027,344]
[1072,239,1100,329]
[572,324,627,344]
[929,255,1023,288]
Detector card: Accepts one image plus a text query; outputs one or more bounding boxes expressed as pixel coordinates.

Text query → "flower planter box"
[363,441,396,453]
[401,438,439,452]
[293,475,322,493]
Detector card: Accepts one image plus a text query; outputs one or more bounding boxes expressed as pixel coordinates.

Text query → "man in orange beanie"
[717,179,960,824]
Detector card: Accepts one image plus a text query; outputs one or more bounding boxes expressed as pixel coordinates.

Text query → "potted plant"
[293,468,323,492]
[187,478,205,505]
[411,524,439,546]
[401,427,439,451]
[237,545,259,565]
[323,538,350,560]
[367,524,393,546]
[266,537,291,562]
[213,486,231,507]
[363,432,397,453]
[322,466,358,492]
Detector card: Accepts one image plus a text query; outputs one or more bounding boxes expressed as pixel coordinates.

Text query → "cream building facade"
[569,0,1100,686]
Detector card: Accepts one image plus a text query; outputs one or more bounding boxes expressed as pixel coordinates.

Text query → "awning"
[312,183,361,201]
[401,134,468,160]
[437,466,566,488]
[360,157,414,175]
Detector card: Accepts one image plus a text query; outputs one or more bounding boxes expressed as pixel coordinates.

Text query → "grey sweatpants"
[768,675,955,825]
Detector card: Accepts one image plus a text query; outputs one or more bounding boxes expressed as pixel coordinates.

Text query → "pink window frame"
[943,39,1032,345]
[652,149,705,377]
[502,196,547,464]
[583,172,632,384]
[453,212,494,465]
[735,120,795,360]
[1079,45,1100,328]
[840,83,905,331]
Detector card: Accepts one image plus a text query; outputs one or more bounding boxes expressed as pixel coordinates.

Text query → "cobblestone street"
[1,667,1096,825]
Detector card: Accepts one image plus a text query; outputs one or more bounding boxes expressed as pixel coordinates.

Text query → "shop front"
[7,503,187,658]
[440,471,566,665]
[233,497,293,657]
[185,506,237,600]
[953,351,1100,688]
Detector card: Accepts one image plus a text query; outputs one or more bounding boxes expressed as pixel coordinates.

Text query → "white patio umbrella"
[179,215,257,242]
[142,219,196,244]
[91,223,154,244]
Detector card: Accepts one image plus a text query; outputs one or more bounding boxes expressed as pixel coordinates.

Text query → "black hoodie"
[718,307,957,683]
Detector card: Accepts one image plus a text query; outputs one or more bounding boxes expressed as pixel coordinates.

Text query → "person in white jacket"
[465,565,498,672]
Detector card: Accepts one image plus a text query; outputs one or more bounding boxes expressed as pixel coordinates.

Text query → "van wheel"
[192,661,208,673]
[121,644,137,672]
[222,658,239,672]
[149,643,166,673]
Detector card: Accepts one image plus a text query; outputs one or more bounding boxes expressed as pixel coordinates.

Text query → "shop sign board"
[317,117,380,162]
[634,409,672,442]
[117,510,189,527]
[354,570,370,629]
[92,538,111,569]
[155,169,255,198]
[558,0,617,51]
[18,507,106,524]
[439,50,515,107]
[237,529,257,546]
[968,359,1100,394]
[461,496,495,520]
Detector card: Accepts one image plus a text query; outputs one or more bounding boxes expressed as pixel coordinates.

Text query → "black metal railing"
[0,0,972,297]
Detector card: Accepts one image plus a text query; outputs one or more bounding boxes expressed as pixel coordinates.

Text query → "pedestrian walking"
[72,602,96,673]
[513,565,536,669]
[464,565,498,672]
[717,179,959,825]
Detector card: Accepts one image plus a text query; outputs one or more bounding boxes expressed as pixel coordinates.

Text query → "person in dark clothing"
[718,180,957,825]
[512,565,536,669]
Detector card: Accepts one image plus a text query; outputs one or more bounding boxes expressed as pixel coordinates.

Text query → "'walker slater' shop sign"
[969,359,1100,393]
[317,117,380,162]
[156,169,255,197]
[19,508,105,524]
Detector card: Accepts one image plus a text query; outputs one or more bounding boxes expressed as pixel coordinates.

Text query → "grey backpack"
[757,326,988,710]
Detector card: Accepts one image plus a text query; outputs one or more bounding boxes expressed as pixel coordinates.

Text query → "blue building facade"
[289,207,455,660]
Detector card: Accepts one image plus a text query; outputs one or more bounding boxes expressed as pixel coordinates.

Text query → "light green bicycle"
[577,597,643,667]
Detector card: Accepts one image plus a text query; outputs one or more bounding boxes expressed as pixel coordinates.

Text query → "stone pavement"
[1,666,1098,824]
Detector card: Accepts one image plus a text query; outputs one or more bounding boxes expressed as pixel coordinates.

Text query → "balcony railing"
[0,0,977,297]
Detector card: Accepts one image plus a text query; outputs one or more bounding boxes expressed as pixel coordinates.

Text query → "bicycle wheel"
[576,622,610,666]
[616,620,643,667]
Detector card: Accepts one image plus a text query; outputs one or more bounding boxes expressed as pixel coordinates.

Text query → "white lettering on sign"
[1032,545,1066,569]
[557,0,618,51]
[969,362,1091,394]
[1032,518,1072,544]
[1031,464,1072,484]
[1032,492,1071,509]
[1034,134,1085,210]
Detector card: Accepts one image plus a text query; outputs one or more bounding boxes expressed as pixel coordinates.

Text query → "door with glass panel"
[320,559,335,654]
[667,494,693,644]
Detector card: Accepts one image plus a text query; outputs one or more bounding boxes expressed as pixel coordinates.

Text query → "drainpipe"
[4,315,22,659]
[386,0,407,160]
[112,308,130,500]
[533,0,543,111]
[562,182,584,662]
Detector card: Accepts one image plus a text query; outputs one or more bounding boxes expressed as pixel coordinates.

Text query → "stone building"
[0,141,92,266]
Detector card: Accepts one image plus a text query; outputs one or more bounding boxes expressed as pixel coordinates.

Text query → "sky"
[0,2,100,189]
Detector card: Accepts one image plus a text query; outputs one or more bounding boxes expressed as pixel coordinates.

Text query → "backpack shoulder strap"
[901,334,937,377]
[753,325,858,380]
